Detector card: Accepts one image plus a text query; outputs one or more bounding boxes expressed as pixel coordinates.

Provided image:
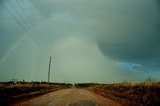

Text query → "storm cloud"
[31,0,160,60]
[0,0,160,83]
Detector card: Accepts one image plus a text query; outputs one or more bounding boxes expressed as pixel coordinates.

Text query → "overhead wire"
[15,0,51,55]
[7,0,50,55]
[1,0,54,83]
[1,0,49,55]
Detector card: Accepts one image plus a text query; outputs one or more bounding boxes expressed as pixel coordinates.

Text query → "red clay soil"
[11,88,122,106]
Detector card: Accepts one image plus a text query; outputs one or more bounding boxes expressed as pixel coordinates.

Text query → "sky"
[0,0,160,83]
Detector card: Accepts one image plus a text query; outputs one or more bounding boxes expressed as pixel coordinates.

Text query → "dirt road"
[12,88,121,106]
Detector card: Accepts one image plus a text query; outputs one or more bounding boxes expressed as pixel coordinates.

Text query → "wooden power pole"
[48,56,52,84]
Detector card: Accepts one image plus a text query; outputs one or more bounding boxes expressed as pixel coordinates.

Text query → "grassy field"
[85,82,160,106]
[0,82,72,105]
[1,81,160,106]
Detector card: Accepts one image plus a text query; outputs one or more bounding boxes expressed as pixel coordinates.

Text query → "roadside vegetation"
[0,81,72,105]
[85,81,160,106]
[1,78,159,106]
[75,83,99,88]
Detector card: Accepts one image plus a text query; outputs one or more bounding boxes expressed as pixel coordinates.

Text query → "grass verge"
[86,82,160,106]
[0,82,72,105]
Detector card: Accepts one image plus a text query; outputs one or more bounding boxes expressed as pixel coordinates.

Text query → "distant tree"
[145,77,155,82]
[22,79,25,83]
[122,79,129,84]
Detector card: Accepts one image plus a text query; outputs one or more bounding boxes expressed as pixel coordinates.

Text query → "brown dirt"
[11,88,122,106]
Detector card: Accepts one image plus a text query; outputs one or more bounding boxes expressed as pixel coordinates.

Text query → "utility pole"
[48,56,52,84]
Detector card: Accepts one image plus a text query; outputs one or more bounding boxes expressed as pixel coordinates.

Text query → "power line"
[1,0,49,55]
[1,0,48,55]
[15,0,51,54]
[7,0,50,55]
[48,56,52,83]
[1,0,54,83]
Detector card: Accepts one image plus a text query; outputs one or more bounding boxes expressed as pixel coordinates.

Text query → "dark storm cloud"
[96,0,160,61]
[98,34,160,61]
[31,0,160,61]
[1,0,160,82]
[29,0,160,67]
